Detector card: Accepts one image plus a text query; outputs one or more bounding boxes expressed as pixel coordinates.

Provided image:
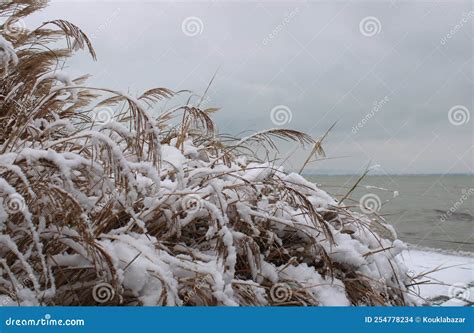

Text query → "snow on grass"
[402,248,473,306]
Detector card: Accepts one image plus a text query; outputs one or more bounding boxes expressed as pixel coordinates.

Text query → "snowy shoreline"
[402,246,473,306]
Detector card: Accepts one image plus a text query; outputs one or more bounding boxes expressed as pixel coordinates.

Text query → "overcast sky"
[26,0,473,174]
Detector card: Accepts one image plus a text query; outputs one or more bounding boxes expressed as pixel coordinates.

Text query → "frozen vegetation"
[1,1,469,307]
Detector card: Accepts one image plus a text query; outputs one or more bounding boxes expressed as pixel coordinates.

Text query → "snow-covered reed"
[0,1,416,306]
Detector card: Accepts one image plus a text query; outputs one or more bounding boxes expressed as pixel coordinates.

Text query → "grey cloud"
[26,0,473,174]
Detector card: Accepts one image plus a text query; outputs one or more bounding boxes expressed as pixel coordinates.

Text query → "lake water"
[306,175,474,252]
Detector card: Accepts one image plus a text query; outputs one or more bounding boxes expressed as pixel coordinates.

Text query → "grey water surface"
[307,175,474,252]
